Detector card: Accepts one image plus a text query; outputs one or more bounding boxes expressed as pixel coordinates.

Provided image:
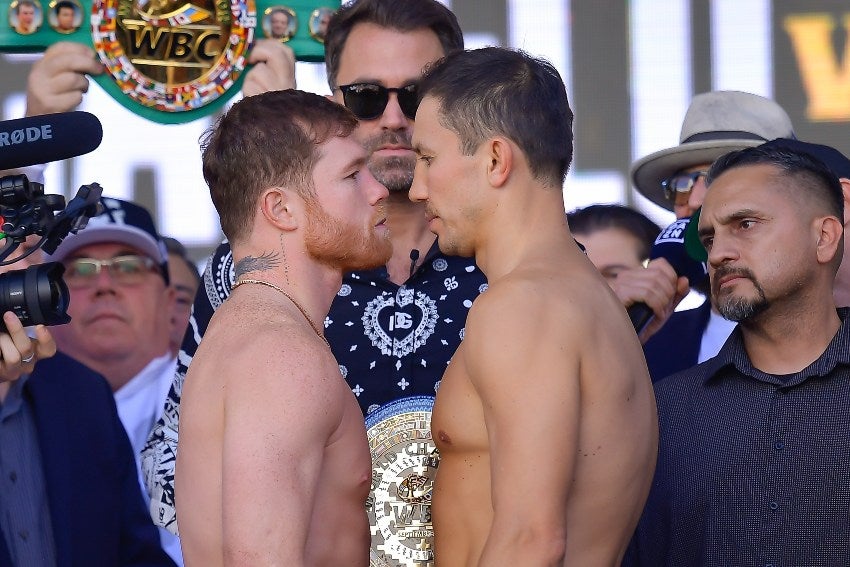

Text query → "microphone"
[409,249,420,278]
[628,217,708,334]
[0,112,103,171]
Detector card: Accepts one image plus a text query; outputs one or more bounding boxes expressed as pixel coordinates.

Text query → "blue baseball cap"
[45,197,169,284]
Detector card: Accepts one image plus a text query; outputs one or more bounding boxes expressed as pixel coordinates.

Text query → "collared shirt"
[0,375,57,567]
[627,307,850,567]
[114,352,184,566]
[142,239,486,534]
[115,352,177,462]
[697,307,737,363]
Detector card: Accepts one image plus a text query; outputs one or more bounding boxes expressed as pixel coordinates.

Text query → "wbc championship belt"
[0,0,338,123]
[366,396,439,567]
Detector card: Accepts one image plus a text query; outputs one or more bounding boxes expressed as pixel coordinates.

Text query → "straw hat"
[631,91,795,210]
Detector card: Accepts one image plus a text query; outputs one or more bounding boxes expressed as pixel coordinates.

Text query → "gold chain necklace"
[232,278,330,348]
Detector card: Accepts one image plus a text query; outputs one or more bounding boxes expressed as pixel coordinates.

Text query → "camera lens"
[0,262,71,330]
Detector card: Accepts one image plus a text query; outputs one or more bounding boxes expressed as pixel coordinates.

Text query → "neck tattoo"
[232,278,330,348]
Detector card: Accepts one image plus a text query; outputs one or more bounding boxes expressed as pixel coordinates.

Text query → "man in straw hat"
[624,91,796,380]
[631,90,796,219]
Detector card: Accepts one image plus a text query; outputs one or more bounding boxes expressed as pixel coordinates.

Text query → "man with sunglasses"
[320,0,486,412]
[44,196,184,564]
[627,90,795,380]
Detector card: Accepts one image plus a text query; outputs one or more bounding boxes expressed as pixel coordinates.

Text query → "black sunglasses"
[337,83,419,120]
[661,170,708,203]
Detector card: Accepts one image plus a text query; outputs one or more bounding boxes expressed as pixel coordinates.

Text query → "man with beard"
[143,0,483,536]
[175,89,391,565]
[625,144,850,565]
[310,0,480,414]
[629,91,795,381]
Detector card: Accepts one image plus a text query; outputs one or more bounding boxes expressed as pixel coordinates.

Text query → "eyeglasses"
[661,171,708,204]
[337,83,419,120]
[63,255,157,287]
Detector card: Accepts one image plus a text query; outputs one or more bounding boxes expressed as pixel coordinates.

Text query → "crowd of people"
[1,0,849,565]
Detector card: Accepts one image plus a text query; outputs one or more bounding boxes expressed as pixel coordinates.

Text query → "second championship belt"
[0,0,338,123]
[366,396,439,567]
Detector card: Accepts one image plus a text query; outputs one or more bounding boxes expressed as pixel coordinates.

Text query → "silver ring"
[21,353,34,364]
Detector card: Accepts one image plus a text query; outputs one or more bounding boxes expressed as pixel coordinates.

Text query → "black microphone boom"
[628,217,708,335]
[0,112,103,171]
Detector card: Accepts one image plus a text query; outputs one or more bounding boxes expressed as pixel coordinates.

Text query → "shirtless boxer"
[175,89,392,566]
[409,47,659,566]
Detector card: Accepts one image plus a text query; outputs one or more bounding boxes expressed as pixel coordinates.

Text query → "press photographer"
[0,111,177,566]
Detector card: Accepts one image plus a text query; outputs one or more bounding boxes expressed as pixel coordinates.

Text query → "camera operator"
[0,178,174,565]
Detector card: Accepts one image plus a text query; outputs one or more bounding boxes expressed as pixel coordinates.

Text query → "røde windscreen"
[0,112,103,171]
[0,111,104,331]
[628,217,708,334]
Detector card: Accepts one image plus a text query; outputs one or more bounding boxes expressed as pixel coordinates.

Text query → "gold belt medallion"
[1,0,337,123]
[91,0,253,115]
[366,396,438,567]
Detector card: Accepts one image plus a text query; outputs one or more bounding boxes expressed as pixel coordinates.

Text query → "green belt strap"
[0,0,337,123]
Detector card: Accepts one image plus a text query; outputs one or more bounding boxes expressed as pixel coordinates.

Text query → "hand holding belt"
[0,0,338,123]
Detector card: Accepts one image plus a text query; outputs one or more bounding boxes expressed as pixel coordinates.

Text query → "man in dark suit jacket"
[0,351,175,566]
[642,299,711,381]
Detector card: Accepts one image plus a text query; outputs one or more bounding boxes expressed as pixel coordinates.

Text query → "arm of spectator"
[0,312,56,381]
[610,258,690,344]
[26,42,103,117]
[241,39,297,97]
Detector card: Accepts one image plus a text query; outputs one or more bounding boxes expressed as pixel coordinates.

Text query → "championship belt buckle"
[366,396,439,567]
[0,0,338,123]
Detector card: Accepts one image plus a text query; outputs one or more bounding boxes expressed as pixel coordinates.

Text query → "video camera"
[0,111,105,330]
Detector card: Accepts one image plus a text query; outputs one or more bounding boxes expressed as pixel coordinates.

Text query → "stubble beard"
[362,131,415,193]
[371,156,414,193]
[712,266,769,322]
[303,198,392,273]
